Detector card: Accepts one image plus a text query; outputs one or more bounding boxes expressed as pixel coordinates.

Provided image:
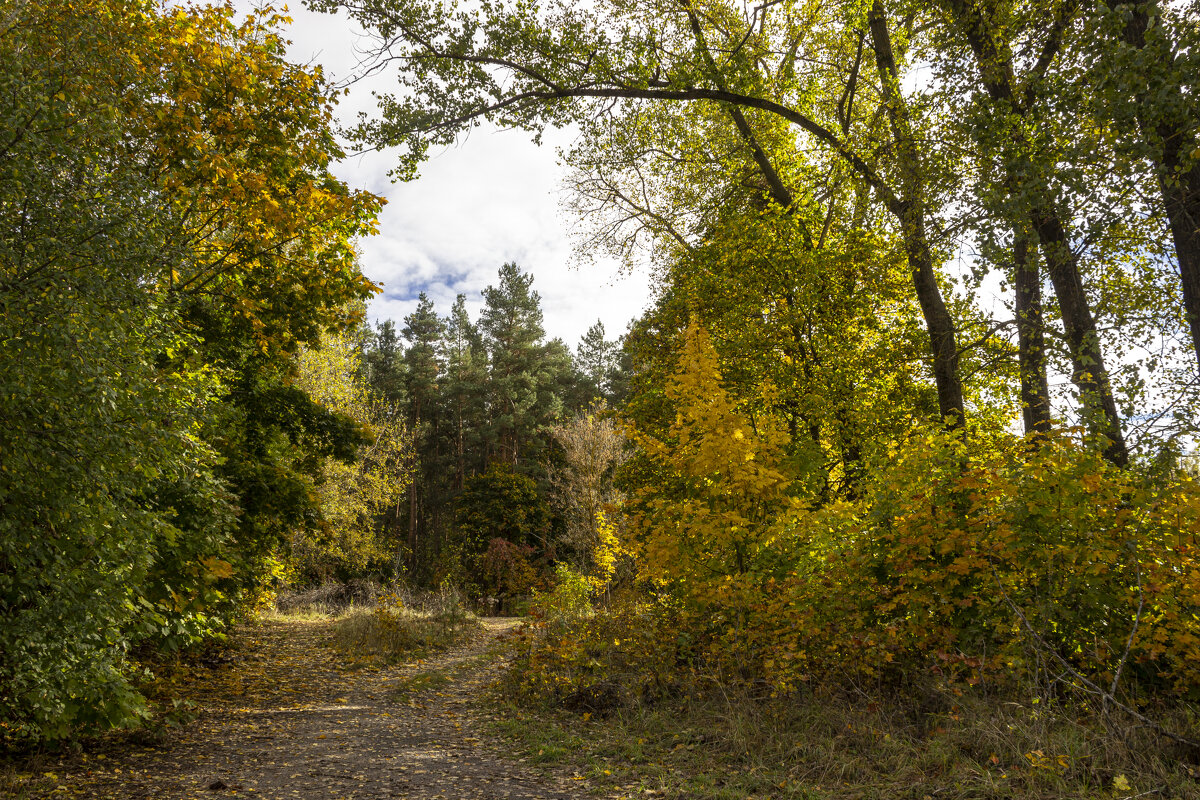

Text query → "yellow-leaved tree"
[550,401,628,592]
[294,330,413,580]
[630,317,803,609]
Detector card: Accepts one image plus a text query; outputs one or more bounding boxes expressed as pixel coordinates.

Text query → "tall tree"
[322,0,972,429]
[365,320,407,405]
[0,0,380,742]
[936,0,1130,464]
[576,320,619,402]
[293,331,412,581]
[479,263,553,465]
[441,294,490,490]
[401,293,445,572]
[1089,0,1200,373]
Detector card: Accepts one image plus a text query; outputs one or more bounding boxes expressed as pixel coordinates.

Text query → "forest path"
[26,617,594,800]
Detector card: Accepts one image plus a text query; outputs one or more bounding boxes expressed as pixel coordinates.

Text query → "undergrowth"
[273,578,382,616]
[492,586,1200,800]
[329,584,482,661]
[492,685,1200,799]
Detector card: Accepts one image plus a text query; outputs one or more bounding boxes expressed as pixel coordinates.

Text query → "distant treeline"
[332,262,629,593]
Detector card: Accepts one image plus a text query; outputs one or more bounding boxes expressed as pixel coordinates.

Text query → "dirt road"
[13,618,592,800]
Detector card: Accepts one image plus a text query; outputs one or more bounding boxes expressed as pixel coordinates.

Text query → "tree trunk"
[407,402,421,575]
[869,0,966,428]
[1116,2,1200,372]
[1031,211,1129,465]
[1013,233,1052,437]
[939,0,1127,463]
[900,204,967,427]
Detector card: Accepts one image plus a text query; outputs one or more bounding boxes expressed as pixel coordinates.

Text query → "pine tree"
[576,320,617,401]
[479,263,551,466]
[365,319,406,404]
[441,294,490,490]
[401,293,445,574]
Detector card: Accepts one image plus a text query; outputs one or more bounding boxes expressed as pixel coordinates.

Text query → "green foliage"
[447,465,552,597]
[364,266,586,587]
[293,330,413,581]
[533,565,596,628]
[479,263,567,467]
[0,0,381,743]
[774,430,1200,698]
[0,0,214,742]
[454,465,551,552]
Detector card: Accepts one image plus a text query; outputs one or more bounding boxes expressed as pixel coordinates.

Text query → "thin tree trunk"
[407,402,421,575]
[869,0,966,428]
[1013,232,1052,437]
[407,479,418,574]
[900,204,966,426]
[1031,211,1128,465]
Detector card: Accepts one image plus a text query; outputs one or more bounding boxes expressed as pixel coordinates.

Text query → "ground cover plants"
[494,579,1200,799]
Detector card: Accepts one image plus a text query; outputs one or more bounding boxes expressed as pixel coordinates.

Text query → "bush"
[739,430,1200,703]
[532,564,595,628]
[502,577,691,712]
[447,464,553,598]
[481,538,540,598]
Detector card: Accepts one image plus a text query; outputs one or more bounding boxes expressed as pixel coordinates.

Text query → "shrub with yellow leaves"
[622,320,1200,704]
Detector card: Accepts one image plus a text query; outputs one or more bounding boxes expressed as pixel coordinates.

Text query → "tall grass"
[329,584,481,660]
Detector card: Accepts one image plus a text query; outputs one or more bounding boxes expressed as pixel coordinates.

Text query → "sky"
[252,1,653,347]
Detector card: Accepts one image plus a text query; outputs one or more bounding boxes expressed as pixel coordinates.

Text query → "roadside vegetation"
[329,586,482,661]
[491,572,1200,800]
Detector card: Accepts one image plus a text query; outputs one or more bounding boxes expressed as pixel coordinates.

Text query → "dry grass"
[491,674,1200,799]
[273,578,382,616]
[329,585,482,661]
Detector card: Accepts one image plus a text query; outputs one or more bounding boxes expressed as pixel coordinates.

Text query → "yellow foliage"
[292,331,412,578]
[630,317,800,598]
[623,322,1200,699]
[200,556,235,580]
[591,510,621,589]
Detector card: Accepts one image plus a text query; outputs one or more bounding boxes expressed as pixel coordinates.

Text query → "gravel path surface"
[13,618,594,800]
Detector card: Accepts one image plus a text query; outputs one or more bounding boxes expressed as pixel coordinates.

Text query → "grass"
[260,606,335,622]
[328,585,482,662]
[488,676,1200,800]
[267,580,485,662]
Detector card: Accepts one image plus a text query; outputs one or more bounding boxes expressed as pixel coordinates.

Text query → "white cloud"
[240,0,652,347]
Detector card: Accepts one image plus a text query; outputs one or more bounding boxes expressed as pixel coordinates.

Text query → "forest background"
[2,0,1200,791]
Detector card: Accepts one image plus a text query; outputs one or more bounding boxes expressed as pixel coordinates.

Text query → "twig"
[1109,561,1144,702]
[991,570,1199,749]
[1117,788,1166,800]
